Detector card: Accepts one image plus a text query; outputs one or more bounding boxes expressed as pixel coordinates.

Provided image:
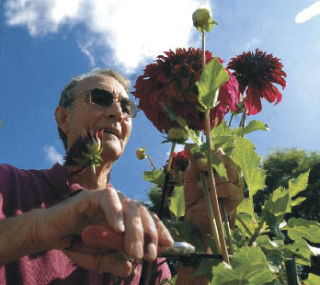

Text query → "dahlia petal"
[245,87,263,115]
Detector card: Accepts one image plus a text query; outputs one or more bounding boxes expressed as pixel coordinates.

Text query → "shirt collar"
[42,163,83,198]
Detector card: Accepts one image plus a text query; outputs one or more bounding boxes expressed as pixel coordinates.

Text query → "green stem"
[146,154,157,170]
[248,221,264,246]
[239,107,247,128]
[202,30,205,69]
[220,200,234,255]
[200,172,221,254]
[204,110,230,264]
[228,113,235,127]
[91,165,98,188]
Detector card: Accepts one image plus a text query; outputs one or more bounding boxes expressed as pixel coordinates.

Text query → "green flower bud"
[167,127,188,143]
[173,170,185,186]
[136,148,147,160]
[192,8,217,33]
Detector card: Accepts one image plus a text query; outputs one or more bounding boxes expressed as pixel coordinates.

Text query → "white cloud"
[44,145,64,165]
[4,0,209,73]
[244,37,261,50]
[295,1,320,23]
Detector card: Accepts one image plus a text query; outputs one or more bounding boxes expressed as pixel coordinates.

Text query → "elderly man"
[0,68,243,284]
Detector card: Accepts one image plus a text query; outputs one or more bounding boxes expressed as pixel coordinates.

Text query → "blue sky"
[0,0,319,201]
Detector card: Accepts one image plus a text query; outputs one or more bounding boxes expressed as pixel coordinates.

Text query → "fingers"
[63,249,132,277]
[99,188,125,233]
[150,213,173,247]
[122,198,144,259]
[139,206,158,261]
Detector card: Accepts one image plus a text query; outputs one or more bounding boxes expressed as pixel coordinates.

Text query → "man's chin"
[100,141,122,162]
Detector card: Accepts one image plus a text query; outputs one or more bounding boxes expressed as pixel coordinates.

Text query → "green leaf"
[160,275,177,285]
[291,196,307,207]
[194,258,220,280]
[287,218,320,243]
[304,273,320,285]
[211,154,228,181]
[232,137,266,200]
[233,120,269,136]
[196,58,229,109]
[263,186,291,217]
[238,198,254,217]
[0,120,2,126]
[282,238,313,266]
[169,220,203,251]
[211,247,274,285]
[211,120,232,138]
[288,170,310,198]
[262,210,284,240]
[143,169,165,186]
[235,213,256,238]
[169,186,185,218]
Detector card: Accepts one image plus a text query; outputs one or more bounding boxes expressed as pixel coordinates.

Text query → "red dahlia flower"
[227,49,286,115]
[170,150,189,172]
[164,150,189,189]
[133,48,240,133]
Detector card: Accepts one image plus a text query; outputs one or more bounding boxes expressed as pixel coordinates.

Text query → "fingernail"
[164,228,174,245]
[116,217,125,232]
[145,243,157,260]
[130,242,143,259]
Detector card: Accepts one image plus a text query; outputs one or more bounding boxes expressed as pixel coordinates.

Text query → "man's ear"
[55,106,69,135]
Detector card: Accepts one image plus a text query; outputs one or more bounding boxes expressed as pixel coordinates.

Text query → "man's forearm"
[0,208,49,265]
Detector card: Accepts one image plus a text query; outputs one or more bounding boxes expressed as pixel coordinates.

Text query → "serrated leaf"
[304,273,320,285]
[288,170,310,198]
[256,235,282,250]
[143,169,165,186]
[211,154,228,181]
[282,238,312,266]
[231,137,266,201]
[238,198,254,217]
[211,247,274,285]
[291,196,307,207]
[211,120,232,138]
[235,212,256,238]
[196,58,229,109]
[169,186,185,218]
[287,218,320,243]
[263,186,291,217]
[265,212,285,240]
[211,136,235,157]
[233,120,269,136]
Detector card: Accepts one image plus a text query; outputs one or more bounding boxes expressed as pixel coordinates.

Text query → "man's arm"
[0,208,47,265]
[0,187,173,277]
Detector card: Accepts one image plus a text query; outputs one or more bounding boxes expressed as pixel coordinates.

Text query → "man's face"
[64,74,132,162]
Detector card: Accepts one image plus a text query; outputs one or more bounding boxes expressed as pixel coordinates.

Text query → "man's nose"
[105,101,125,121]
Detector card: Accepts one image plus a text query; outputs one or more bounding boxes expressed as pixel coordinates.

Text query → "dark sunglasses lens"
[90,89,114,107]
[90,88,137,117]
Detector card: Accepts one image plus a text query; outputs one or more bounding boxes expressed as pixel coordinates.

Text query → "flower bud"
[192,8,217,33]
[173,170,185,186]
[136,148,147,160]
[167,127,188,143]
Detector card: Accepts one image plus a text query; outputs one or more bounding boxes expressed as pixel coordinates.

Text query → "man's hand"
[183,146,244,233]
[176,146,244,285]
[36,187,173,277]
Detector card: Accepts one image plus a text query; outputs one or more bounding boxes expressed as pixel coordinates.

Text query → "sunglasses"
[85,88,138,118]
